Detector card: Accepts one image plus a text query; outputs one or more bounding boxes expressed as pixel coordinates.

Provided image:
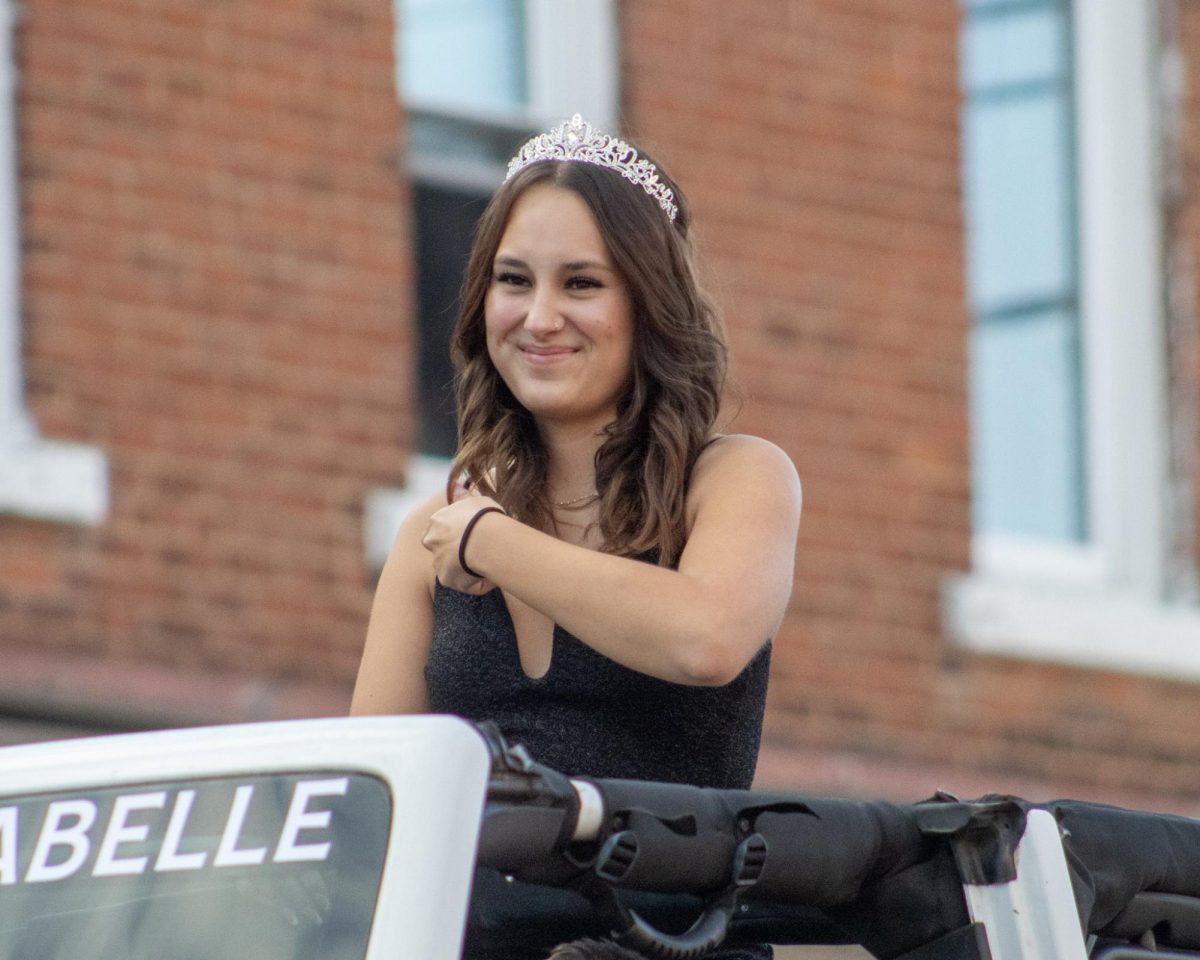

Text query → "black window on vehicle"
[0,773,390,960]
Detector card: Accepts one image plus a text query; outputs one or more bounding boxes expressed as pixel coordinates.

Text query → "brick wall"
[0,0,410,717]
[622,0,1200,811]
[2,0,1200,815]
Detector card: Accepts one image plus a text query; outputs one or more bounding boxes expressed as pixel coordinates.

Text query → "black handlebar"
[470,725,1200,959]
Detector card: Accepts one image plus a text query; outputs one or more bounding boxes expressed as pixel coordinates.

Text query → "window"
[0,0,107,525]
[365,0,616,566]
[399,0,528,113]
[0,773,389,960]
[946,0,1200,677]
[961,0,1085,548]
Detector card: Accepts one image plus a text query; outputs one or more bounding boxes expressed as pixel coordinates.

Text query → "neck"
[537,417,608,502]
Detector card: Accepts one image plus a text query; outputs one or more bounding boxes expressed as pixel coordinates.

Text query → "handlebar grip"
[477,804,574,870]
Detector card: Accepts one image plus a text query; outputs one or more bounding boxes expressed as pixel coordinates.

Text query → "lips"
[518,344,578,363]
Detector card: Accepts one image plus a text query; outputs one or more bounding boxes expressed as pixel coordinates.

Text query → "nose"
[523,288,564,336]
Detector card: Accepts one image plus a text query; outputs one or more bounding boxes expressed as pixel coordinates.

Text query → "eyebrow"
[562,259,615,273]
[493,254,615,274]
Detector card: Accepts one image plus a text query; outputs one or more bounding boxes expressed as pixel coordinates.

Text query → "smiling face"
[484,184,635,434]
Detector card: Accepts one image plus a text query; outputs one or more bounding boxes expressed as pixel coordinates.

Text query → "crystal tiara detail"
[505,114,678,221]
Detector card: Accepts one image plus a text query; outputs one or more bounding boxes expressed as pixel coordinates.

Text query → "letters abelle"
[0,776,348,885]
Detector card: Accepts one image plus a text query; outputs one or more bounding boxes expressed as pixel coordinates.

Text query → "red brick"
[4,0,1200,812]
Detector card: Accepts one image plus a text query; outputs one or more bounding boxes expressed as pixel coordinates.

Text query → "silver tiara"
[505,114,678,221]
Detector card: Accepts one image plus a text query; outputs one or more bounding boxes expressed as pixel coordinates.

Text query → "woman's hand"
[422,495,506,594]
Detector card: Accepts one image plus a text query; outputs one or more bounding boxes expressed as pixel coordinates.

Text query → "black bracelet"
[458,507,505,579]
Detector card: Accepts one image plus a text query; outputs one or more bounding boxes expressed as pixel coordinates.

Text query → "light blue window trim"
[946,0,1200,680]
[0,0,108,525]
[366,0,617,567]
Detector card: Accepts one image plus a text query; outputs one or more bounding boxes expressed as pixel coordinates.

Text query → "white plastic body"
[0,715,491,960]
[963,808,1090,960]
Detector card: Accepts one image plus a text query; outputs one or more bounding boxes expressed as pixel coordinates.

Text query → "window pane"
[413,184,490,458]
[961,0,1086,545]
[970,310,1087,542]
[962,92,1075,313]
[399,0,526,112]
[0,773,390,960]
[962,7,1065,93]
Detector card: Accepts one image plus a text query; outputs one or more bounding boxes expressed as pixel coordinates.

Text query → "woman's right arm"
[350,490,447,715]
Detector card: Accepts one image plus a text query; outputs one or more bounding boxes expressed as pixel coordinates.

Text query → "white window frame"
[365,0,616,567]
[945,0,1200,679]
[0,0,107,525]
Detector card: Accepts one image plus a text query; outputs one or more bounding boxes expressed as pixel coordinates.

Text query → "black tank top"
[429,584,775,960]
[426,582,770,788]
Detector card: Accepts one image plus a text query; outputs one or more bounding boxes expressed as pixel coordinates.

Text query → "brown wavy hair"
[447,152,727,565]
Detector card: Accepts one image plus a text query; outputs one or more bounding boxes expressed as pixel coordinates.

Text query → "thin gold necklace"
[552,492,598,508]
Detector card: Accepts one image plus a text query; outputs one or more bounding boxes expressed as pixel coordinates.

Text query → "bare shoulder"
[383,488,451,596]
[396,488,452,539]
[691,434,801,500]
[683,434,801,541]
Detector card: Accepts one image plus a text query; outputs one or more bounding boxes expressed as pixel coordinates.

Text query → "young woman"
[352,115,800,956]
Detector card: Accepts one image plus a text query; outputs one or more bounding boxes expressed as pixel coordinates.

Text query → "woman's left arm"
[423,435,801,686]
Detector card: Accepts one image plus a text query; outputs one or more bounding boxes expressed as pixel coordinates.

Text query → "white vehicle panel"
[0,716,490,960]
